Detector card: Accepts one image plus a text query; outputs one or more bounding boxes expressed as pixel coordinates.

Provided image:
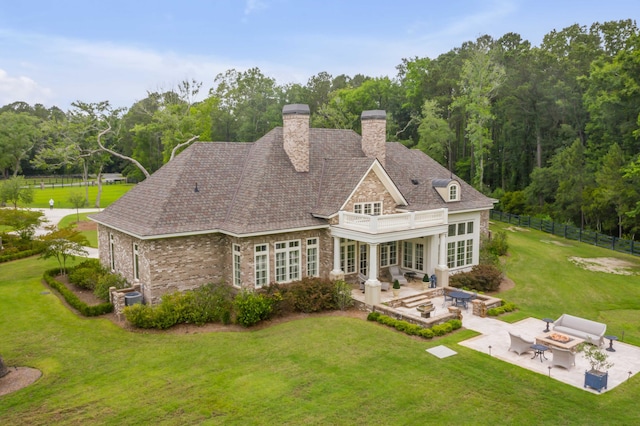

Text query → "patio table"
[448,291,472,310]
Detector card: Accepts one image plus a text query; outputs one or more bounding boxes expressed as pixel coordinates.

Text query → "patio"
[351,281,640,394]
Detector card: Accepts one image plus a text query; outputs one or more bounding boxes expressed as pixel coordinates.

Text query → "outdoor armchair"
[551,347,575,370]
[388,265,408,286]
[508,332,535,356]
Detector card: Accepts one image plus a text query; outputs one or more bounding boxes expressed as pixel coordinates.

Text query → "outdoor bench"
[553,314,606,346]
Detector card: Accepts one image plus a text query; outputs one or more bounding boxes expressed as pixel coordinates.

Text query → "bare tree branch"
[169,135,199,161]
[96,124,151,178]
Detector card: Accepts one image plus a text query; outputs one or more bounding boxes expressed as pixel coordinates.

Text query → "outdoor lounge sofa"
[553,314,606,346]
[388,266,408,286]
[508,332,535,356]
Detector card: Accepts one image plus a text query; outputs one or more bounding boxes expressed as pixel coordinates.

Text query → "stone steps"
[401,293,433,308]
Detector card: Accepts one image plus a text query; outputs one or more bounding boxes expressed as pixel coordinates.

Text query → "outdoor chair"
[358,273,366,293]
[508,332,535,356]
[388,266,408,286]
[442,291,454,308]
[551,347,575,370]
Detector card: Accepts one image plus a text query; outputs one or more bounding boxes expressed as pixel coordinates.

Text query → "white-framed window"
[109,233,115,271]
[402,240,424,271]
[275,240,300,283]
[233,244,242,287]
[340,238,356,274]
[354,201,382,215]
[447,242,456,268]
[306,238,319,277]
[379,242,397,267]
[402,241,413,269]
[133,242,139,281]
[449,184,459,201]
[447,220,476,269]
[254,244,269,288]
[359,243,368,275]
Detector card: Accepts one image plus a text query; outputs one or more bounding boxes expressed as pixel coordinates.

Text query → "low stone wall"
[110,285,141,318]
[353,298,458,328]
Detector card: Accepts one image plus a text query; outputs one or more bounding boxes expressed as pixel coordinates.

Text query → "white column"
[435,232,449,288]
[365,243,381,305]
[329,236,344,281]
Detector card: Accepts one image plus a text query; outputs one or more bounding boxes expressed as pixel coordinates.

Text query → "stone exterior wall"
[283,110,310,172]
[479,209,490,236]
[146,233,229,304]
[361,115,386,167]
[233,228,333,290]
[343,170,397,214]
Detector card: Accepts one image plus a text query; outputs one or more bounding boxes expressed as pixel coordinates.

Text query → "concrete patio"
[351,281,640,394]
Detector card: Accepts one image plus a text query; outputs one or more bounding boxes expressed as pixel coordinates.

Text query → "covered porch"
[330,208,450,306]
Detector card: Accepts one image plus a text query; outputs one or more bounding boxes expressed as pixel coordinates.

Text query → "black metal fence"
[490,210,639,257]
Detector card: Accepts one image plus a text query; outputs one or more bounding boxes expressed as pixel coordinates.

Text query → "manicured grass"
[57,213,98,248]
[492,222,640,346]
[25,184,134,209]
[1,228,639,424]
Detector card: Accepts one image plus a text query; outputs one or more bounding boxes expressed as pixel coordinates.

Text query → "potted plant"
[422,274,430,290]
[577,341,614,392]
[392,279,401,297]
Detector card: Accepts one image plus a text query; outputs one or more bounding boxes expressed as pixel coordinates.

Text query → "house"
[90,104,495,306]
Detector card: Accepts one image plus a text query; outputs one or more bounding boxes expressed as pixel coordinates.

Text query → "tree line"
[1,19,639,239]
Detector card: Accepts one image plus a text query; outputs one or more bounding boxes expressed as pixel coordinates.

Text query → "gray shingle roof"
[91,127,494,238]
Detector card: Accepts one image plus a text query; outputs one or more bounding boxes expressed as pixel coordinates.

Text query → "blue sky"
[1,0,638,110]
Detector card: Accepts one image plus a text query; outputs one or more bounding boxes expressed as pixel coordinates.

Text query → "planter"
[392,289,400,297]
[584,370,608,392]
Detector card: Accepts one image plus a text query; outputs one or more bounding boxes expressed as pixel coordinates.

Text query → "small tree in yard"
[68,190,87,223]
[39,225,89,275]
[0,209,44,240]
[0,176,33,209]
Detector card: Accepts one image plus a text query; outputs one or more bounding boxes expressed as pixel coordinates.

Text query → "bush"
[487,300,518,317]
[367,312,461,340]
[333,280,353,311]
[43,268,113,316]
[485,231,508,256]
[234,290,274,327]
[94,273,128,301]
[68,259,106,290]
[265,277,338,315]
[450,264,503,293]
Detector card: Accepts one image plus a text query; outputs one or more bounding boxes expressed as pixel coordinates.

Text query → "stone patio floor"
[351,281,640,394]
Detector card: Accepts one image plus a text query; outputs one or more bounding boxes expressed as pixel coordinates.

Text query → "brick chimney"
[361,110,386,167]
[282,104,310,172]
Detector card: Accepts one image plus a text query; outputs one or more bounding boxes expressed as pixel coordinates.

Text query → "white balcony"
[337,208,447,234]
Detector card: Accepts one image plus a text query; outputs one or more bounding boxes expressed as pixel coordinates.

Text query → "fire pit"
[548,333,572,343]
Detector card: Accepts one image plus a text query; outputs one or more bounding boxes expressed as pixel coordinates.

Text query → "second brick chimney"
[282,104,310,172]
[361,110,386,167]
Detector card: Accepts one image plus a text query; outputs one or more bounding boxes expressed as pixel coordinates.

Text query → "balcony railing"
[337,208,447,234]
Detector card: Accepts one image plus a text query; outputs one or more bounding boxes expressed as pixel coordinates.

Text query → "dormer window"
[449,184,459,201]
[354,201,381,215]
[432,178,461,202]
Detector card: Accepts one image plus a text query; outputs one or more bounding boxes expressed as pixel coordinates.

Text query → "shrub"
[234,290,274,327]
[367,312,461,340]
[487,300,517,317]
[450,264,502,292]
[367,311,381,322]
[94,273,128,301]
[189,283,234,325]
[333,280,353,311]
[393,279,400,289]
[68,259,106,290]
[486,230,508,256]
[123,304,157,328]
[43,268,113,316]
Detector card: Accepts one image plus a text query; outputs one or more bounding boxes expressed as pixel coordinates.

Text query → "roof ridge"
[224,142,254,223]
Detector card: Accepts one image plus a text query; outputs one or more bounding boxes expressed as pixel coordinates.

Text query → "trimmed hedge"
[366,311,462,339]
[0,248,43,263]
[43,268,113,316]
[487,300,518,317]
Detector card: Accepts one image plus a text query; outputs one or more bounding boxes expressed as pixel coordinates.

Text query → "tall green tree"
[453,37,505,190]
[416,99,454,167]
[0,111,42,177]
[0,176,34,209]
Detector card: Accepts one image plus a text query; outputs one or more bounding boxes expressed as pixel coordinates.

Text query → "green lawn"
[1,227,639,425]
[57,212,98,248]
[26,183,134,209]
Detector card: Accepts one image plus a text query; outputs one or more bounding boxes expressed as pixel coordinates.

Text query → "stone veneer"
[98,223,335,304]
[342,169,397,215]
[361,110,386,167]
[283,104,310,172]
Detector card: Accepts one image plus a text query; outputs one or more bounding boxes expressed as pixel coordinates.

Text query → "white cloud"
[0,68,53,106]
[244,0,269,15]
